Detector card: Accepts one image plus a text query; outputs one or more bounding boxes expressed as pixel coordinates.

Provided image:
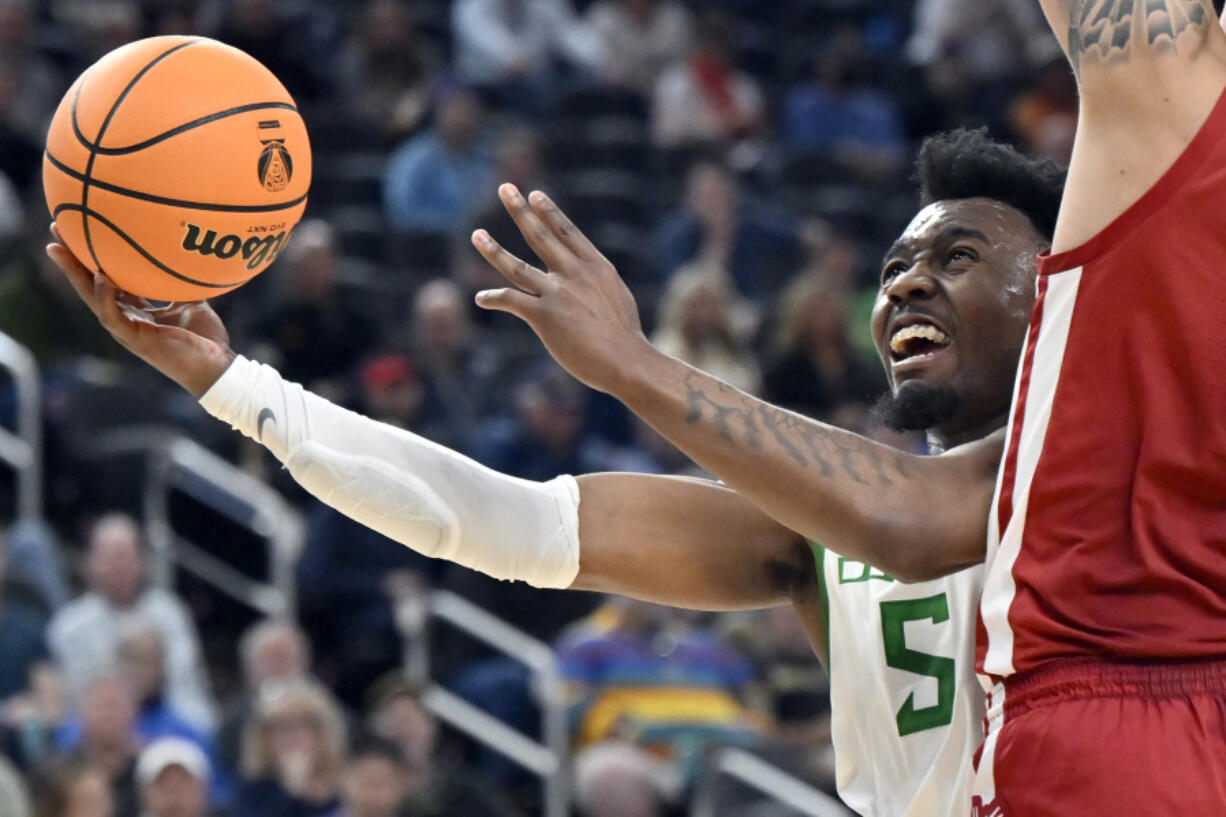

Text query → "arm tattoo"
[1068,0,1209,74]
[682,373,911,488]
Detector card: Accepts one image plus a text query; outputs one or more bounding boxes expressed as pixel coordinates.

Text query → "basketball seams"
[84,101,299,156]
[46,150,308,212]
[52,202,244,290]
[78,39,200,271]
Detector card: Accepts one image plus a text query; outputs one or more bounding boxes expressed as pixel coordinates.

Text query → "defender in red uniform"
[972,1,1226,813]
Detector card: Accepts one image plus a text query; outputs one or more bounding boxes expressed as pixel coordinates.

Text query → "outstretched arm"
[473,187,998,582]
[1038,0,1226,253]
[46,234,817,609]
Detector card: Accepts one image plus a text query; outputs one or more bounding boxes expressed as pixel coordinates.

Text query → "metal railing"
[692,747,850,817]
[397,589,570,817]
[0,332,42,521]
[142,435,304,619]
[84,428,303,620]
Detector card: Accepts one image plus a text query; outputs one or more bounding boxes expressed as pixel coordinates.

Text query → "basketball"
[43,35,312,302]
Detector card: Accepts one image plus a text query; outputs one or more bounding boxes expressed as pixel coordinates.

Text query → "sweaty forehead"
[890,198,1035,256]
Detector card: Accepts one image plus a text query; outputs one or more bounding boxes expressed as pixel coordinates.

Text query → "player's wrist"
[184,346,237,399]
[601,334,668,400]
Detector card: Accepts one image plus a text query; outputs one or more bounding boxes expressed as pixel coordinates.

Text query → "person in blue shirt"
[782,24,906,179]
[382,85,493,233]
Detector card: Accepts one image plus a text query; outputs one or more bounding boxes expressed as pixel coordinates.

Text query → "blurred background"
[0,0,1090,815]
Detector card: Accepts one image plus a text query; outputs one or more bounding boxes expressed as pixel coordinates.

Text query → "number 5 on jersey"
[880,594,955,736]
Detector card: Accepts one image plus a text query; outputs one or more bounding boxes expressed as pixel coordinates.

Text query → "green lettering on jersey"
[880,594,956,736]
[838,557,894,584]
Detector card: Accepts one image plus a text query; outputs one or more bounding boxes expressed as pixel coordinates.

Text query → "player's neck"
[930,410,1010,453]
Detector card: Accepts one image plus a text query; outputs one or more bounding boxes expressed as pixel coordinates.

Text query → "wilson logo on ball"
[181,222,293,270]
[257,120,293,192]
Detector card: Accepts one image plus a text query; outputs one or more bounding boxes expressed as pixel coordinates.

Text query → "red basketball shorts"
[970,658,1226,816]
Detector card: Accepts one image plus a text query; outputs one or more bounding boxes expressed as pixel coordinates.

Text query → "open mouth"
[889,322,952,363]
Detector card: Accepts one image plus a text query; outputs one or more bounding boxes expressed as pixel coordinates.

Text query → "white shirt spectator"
[586,0,691,95]
[651,61,763,147]
[907,0,1059,81]
[49,587,217,735]
[453,0,599,85]
[47,514,216,735]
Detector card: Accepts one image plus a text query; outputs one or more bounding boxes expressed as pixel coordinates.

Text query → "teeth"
[890,324,951,355]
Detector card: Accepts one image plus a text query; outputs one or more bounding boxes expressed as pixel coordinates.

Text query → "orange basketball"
[43,35,312,302]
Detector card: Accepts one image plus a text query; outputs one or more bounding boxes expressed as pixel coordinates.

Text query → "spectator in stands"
[247,221,376,399]
[218,620,312,777]
[558,598,763,786]
[573,742,673,817]
[47,514,216,736]
[0,531,52,704]
[1009,56,1077,164]
[406,280,499,443]
[134,738,209,817]
[470,363,658,480]
[762,274,884,422]
[452,0,597,111]
[211,0,333,103]
[907,0,1057,120]
[650,12,764,159]
[30,761,113,817]
[0,754,30,817]
[231,679,345,817]
[0,248,120,371]
[4,519,69,614]
[383,86,493,234]
[0,170,20,245]
[652,160,799,301]
[1,660,63,773]
[61,674,139,817]
[364,680,511,817]
[0,4,62,195]
[586,0,690,96]
[651,263,760,395]
[324,737,406,817]
[336,0,438,144]
[91,621,229,806]
[782,25,906,181]
[48,0,140,64]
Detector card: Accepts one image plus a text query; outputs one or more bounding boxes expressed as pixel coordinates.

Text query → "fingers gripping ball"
[43,36,312,302]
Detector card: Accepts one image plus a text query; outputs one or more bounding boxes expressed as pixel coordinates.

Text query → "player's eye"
[881,261,907,284]
[948,247,977,265]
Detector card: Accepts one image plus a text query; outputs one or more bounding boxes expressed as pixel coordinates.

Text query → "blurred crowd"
[0,0,1069,815]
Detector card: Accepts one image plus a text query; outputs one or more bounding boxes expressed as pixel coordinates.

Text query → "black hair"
[348,734,407,768]
[916,129,1067,241]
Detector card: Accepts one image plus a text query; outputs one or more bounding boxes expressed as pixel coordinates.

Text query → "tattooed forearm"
[1068,0,1209,73]
[681,373,910,487]
[684,377,763,447]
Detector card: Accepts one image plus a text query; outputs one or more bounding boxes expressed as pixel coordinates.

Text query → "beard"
[870,380,961,432]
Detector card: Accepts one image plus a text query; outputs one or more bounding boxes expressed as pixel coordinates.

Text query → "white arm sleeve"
[199,356,581,589]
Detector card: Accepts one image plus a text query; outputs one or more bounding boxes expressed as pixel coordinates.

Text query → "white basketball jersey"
[816,545,985,817]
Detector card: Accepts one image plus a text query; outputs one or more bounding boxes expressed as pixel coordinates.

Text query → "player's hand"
[471,184,655,394]
[45,225,235,398]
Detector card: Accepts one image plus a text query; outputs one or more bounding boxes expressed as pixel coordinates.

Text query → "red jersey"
[978,88,1226,679]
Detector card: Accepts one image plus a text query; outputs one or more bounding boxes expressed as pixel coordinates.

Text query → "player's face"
[870,199,1042,442]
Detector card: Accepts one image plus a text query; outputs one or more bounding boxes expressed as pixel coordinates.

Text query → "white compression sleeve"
[199,356,581,588]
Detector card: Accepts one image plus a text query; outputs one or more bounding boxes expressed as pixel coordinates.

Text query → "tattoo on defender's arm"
[682,373,911,488]
[1068,0,1209,74]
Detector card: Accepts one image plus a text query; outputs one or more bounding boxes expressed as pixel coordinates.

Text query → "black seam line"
[53,203,244,289]
[84,101,298,155]
[46,150,308,213]
[77,40,200,271]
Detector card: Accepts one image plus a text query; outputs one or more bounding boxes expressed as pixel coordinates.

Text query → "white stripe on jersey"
[981,268,1084,679]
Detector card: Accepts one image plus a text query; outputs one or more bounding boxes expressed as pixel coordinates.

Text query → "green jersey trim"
[809,540,831,669]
